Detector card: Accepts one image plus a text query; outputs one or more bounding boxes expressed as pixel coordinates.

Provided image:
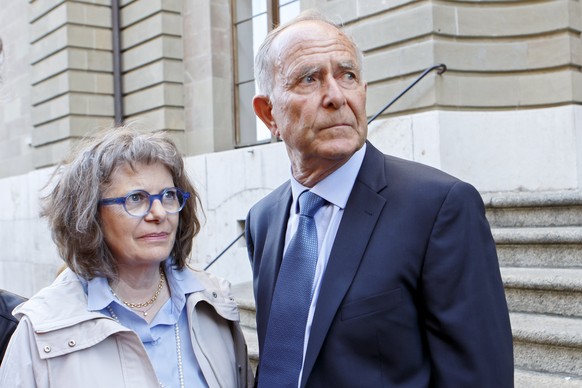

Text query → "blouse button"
[68,340,76,347]
[43,346,51,353]
[212,292,218,298]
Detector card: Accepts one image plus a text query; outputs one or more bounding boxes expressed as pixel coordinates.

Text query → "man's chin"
[321,139,363,158]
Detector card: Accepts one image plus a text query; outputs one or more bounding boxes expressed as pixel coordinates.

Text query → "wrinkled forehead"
[272,20,360,73]
[275,20,356,55]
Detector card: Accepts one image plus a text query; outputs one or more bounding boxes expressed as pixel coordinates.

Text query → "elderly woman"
[0,126,253,387]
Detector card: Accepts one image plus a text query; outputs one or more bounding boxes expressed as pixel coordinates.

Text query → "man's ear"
[253,95,279,137]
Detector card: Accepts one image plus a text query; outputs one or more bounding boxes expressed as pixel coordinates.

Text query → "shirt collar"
[290,143,366,210]
[86,258,205,313]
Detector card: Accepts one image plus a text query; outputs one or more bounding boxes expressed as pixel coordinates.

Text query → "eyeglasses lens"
[124,189,186,217]
[161,188,183,213]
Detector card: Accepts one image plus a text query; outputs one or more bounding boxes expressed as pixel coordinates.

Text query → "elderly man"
[245,10,514,388]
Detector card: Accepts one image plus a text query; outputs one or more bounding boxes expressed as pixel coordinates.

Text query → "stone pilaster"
[29,0,115,169]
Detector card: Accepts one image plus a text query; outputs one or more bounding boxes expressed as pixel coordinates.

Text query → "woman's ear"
[253,95,279,137]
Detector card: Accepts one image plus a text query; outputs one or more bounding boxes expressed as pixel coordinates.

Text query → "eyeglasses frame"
[99,187,191,218]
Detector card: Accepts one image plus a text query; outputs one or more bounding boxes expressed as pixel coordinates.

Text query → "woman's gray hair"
[41,125,201,281]
[254,9,364,97]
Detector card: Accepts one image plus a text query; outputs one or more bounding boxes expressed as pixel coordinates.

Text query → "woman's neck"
[109,263,171,324]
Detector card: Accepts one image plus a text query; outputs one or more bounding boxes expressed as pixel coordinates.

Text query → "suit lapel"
[256,185,292,345]
[301,143,388,385]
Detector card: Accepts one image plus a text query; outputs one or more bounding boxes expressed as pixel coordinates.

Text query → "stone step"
[484,191,582,228]
[242,325,259,371]
[493,227,582,267]
[232,282,259,371]
[511,312,582,378]
[486,204,582,229]
[232,281,257,330]
[502,267,582,317]
[493,226,582,244]
[515,369,582,387]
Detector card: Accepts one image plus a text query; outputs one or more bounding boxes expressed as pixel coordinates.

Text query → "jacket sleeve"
[421,181,514,387]
[0,317,48,388]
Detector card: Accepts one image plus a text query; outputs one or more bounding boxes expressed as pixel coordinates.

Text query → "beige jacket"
[0,268,253,388]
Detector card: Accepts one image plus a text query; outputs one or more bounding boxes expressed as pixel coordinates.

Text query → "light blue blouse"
[86,259,208,387]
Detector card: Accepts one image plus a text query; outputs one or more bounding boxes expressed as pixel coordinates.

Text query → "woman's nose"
[144,199,166,221]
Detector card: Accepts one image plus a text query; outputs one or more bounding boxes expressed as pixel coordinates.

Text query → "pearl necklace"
[110,266,165,314]
[106,306,185,388]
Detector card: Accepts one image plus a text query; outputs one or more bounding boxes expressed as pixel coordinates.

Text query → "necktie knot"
[298,191,326,218]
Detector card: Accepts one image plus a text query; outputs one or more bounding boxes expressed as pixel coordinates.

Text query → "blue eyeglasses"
[99,187,190,217]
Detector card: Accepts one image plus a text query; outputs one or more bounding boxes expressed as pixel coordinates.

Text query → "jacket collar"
[16,267,240,332]
[14,269,106,332]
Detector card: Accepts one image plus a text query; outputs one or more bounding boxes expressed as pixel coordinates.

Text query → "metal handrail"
[204,232,245,271]
[205,63,448,271]
[367,63,447,124]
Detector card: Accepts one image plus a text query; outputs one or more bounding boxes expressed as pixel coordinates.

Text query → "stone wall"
[29,0,115,169]
[0,0,35,178]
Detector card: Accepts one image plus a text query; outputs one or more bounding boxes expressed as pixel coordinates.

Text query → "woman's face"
[99,162,179,269]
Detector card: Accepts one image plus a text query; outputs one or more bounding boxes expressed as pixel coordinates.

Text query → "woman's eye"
[127,192,147,203]
[163,190,178,200]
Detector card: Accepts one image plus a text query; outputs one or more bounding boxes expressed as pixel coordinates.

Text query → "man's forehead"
[275,20,344,48]
[273,21,357,67]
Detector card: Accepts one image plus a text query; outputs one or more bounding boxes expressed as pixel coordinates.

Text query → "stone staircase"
[232,190,582,386]
[485,191,582,387]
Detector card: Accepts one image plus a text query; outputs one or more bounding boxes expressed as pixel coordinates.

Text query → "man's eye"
[301,75,315,84]
[343,72,356,81]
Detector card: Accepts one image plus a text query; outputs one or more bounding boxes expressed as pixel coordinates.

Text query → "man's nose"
[322,77,347,109]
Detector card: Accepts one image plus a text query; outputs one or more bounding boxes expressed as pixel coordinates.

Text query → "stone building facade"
[0,0,581,296]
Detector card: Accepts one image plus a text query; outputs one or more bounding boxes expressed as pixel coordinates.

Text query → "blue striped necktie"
[258,190,326,388]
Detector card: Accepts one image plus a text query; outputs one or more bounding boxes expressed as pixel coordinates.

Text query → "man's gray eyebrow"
[295,65,321,78]
[337,60,359,71]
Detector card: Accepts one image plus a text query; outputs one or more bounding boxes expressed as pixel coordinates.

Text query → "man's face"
[265,20,368,174]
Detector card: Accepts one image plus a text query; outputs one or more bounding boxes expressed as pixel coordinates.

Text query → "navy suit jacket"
[246,142,514,387]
